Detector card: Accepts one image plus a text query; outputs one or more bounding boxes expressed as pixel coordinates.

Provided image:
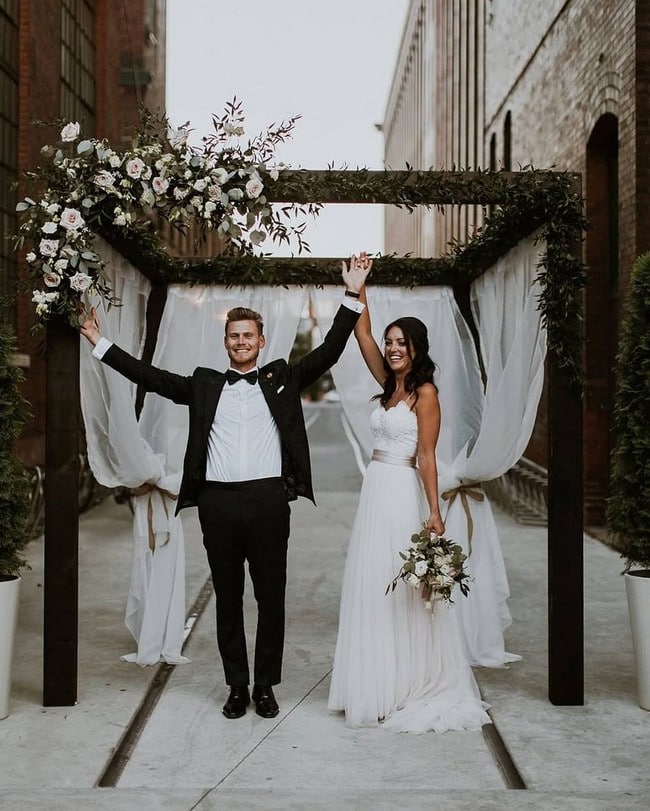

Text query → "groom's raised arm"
[80,307,192,405]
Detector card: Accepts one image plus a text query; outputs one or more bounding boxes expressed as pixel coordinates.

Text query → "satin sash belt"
[371,449,416,468]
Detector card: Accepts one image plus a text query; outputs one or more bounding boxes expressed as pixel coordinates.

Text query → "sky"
[165,0,410,258]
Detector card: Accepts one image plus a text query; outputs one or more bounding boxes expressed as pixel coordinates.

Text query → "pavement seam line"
[481,711,527,790]
[201,670,333,798]
[94,575,215,788]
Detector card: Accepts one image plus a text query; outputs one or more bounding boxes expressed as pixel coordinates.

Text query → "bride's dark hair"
[376,317,437,407]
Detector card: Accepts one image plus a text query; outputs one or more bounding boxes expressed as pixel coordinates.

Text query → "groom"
[80,258,370,719]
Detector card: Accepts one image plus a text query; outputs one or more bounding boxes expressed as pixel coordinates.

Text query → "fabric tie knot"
[226,368,258,385]
[441,483,485,556]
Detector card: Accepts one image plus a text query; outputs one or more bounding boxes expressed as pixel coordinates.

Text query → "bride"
[328,253,491,733]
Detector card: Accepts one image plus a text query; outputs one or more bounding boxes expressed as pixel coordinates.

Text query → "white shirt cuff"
[342,295,365,314]
[92,336,113,359]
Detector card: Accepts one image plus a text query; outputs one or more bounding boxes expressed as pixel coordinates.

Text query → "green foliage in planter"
[0,316,31,576]
[607,252,650,570]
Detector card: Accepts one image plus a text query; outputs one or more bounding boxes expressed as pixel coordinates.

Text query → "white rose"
[173,186,188,200]
[41,221,58,234]
[245,178,264,198]
[25,252,36,263]
[39,238,59,257]
[204,201,217,217]
[109,154,122,168]
[152,176,169,194]
[54,259,68,273]
[60,122,80,142]
[60,207,85,230]
[190,195,202,208]
[167,126,189,150]
[207,184,221,201]
[414,560,428,577]
[94,170,115,188]
[183,170,193,180]
[228,187,243,201]
[46,203,60,215]
[405,573,421,589]
[68,272,92,292]
[212,167,228,185]
[113,212,127,226]
[126,157,145,179]
[193,178,207,192]
[43,271,61,288]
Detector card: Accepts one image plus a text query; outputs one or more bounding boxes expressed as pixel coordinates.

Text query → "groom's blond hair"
[225,307,264,336]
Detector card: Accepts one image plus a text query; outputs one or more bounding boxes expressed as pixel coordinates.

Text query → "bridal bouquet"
[387,524,470,610]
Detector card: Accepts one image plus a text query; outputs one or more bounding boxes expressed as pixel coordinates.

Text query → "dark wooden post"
[547,180,584,705]
[43,318,80,706]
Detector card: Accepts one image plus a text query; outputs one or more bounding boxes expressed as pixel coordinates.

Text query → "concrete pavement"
[1,406,649,809]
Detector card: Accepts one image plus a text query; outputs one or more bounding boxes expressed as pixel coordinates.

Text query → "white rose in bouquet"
[69,272,92,292]
[60,122,80,142]
[39,238,59,257]
[414,559,429,577]
[43,271,61,288]
[60,208,85,231]
[245,178,264,198]
[126,158,145,179]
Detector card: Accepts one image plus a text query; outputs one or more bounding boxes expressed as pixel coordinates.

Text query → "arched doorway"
[585,113,619,525]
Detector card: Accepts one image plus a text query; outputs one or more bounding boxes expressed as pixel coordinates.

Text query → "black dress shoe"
[252,685,279,718]
[222,686,250,719]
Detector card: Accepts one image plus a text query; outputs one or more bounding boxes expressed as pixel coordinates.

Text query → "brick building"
[383,0,650,524]
[0,0,167,467]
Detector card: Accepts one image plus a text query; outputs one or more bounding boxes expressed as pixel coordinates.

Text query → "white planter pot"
[0,575,21,720]
[624,570,650,711]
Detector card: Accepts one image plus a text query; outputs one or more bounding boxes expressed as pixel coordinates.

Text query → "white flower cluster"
[388,526,470,610]
[15,104,298,324]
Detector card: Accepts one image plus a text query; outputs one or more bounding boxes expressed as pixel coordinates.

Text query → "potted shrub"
[0,313,30,719]
[607,252,650,711]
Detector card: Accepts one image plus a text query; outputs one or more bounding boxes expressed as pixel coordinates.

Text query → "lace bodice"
[370,401,418,457]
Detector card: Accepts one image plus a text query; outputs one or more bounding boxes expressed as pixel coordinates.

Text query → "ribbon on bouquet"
[441,483,485,556]
[130,482,178,552]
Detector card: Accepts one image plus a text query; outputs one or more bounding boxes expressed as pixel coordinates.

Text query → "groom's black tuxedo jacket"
[99,303,360,514]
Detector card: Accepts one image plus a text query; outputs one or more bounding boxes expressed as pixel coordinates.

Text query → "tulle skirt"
[328,459,491,733]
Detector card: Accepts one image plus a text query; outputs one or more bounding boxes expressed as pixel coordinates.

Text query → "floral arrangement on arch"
[387,524,471,611]
[14,99,319,325]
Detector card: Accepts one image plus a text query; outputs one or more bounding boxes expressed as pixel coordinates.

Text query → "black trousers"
[197,478,290,687]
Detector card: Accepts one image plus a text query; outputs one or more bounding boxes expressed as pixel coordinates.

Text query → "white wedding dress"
[328,401,491,733]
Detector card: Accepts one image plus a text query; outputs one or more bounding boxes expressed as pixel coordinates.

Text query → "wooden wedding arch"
[44,168,585,707]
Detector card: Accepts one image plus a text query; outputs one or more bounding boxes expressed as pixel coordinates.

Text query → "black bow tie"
[226,368,258,385]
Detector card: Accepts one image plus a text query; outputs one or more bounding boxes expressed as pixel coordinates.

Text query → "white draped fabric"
[80,240,188,666]
[311,235,546,667]
[81,235,544,671]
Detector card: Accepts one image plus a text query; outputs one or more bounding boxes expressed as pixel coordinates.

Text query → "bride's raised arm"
[344,253,385,385]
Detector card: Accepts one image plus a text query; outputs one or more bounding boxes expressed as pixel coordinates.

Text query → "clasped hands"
[342,251,373,293]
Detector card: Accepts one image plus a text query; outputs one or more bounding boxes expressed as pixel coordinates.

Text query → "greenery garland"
[607,252,650,570]
[103,166,586,391]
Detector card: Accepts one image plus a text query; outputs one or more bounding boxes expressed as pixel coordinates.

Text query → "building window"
[0,0,19,323]
[60,0,96,131]
[503,111,512,170]
[489,132,497,171]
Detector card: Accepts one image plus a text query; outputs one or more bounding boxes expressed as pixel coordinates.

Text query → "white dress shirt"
[207,368,281,481]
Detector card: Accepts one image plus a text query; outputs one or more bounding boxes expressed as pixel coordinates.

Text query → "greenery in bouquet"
[13,98,319,327]
[387,524,470,610]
